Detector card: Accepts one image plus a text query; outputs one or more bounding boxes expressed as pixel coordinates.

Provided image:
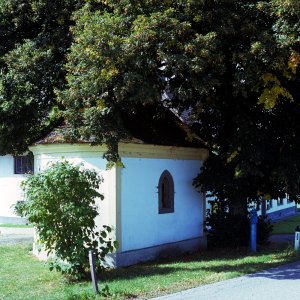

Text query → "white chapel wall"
[119,157,204,252]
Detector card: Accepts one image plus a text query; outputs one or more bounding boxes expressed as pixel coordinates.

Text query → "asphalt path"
[151,260,300,300]
[152,233,297,300]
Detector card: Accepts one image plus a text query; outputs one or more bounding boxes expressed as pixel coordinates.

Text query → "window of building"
[158,170,174,214]
[14,153,34,174]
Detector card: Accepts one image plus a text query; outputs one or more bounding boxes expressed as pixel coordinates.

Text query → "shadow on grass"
[98,244,296,283]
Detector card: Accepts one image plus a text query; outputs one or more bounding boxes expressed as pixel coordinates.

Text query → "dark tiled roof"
[34,105,206,148]
[120,104,205,148]
[34,125,70,145]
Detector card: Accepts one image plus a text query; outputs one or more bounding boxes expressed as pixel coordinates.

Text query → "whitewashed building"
[30,142,208,267]
[0,105,297,266]
[0,155,31,224]
[0,108,209,266]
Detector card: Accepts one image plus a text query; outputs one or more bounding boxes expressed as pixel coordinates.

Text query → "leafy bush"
[15,160,117,279]
[206,202,273,248]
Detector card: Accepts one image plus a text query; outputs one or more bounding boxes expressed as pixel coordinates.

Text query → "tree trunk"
[229,195,248,217]
[261,197,267,217]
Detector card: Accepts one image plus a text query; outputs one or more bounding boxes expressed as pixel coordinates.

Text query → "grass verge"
[272,215,300,234]
[0,242,298,300]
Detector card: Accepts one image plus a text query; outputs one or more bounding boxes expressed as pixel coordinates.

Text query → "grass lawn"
[0,242,298,300]
[0,223,33,228]
[272,215,300,234]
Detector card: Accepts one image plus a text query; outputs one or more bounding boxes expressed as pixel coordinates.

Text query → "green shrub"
[257,215,273,245]
[15,160,117,279]
[206,202,273,248]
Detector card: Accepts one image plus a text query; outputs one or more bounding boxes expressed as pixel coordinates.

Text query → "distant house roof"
[34,104,206,149]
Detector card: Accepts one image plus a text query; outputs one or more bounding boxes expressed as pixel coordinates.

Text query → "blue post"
[250,209,258,253]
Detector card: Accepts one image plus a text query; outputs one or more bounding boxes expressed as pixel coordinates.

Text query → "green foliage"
[0,0,84,154]
[206,201,273,248]
[60,0,300,206]
[15,161,116,279]
[2,0,300,220]
[59,1,225,161]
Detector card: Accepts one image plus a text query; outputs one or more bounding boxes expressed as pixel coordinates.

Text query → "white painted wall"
[32,146,115,232]
[0,155,26,218]
[120,157,204,252]
[31,144,206,258]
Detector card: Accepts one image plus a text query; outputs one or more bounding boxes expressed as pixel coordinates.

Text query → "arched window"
[158,170,174,214]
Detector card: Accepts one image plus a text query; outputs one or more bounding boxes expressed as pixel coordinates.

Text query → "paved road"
[0,227,34,244]
[152,260,300,300]
[152,234,297,300]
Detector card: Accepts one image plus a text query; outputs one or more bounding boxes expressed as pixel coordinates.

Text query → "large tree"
[192,1,300,211]
[60,0,300,209]
[1,1,300,211]
[194,1,300,211]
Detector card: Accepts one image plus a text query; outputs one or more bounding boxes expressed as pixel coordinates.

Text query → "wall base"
[114,236,207,268]
[32,235,207,269]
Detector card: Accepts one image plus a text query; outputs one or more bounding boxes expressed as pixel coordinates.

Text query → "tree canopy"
[1,0,300,206]
[0,0,84,154]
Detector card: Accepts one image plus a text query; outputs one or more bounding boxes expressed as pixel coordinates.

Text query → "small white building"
[0,105,296,266]
[0,108,206,267]
[29,140,208,267]
[0,155,30,224]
